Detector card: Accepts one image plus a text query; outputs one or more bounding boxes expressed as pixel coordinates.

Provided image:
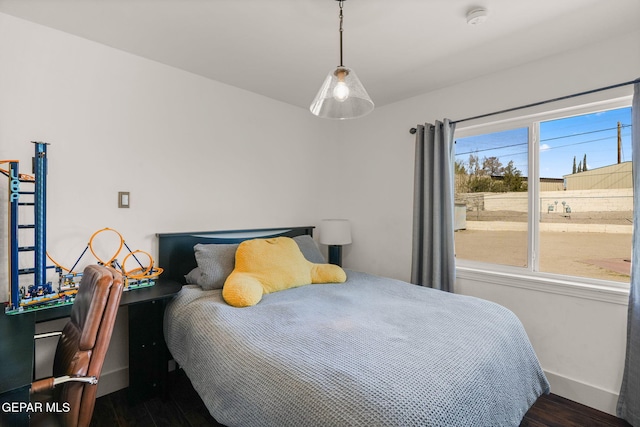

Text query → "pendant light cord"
[338,1,344,67]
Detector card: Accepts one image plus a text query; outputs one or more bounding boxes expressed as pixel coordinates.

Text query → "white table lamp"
[319,219,352,266]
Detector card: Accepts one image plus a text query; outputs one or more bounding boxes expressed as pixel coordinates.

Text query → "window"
[454,127,529,268]
[454,104,633,285]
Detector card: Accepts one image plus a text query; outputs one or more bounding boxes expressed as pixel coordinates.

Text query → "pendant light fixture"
[310,0,374,120]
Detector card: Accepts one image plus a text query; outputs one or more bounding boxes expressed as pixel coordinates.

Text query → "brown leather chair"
[31,264,124,427]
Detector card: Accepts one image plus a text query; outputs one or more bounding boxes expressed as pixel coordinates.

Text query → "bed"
[159,226,549,427]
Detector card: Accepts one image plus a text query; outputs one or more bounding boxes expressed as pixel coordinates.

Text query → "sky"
[455,106,632,179]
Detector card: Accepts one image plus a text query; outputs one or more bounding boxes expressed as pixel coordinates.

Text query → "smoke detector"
[466,8,488,25]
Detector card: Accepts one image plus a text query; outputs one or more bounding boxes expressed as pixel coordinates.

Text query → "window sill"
[456,263,630,305]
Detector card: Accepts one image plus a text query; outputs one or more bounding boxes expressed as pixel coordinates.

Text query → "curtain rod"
[409,78,639,134]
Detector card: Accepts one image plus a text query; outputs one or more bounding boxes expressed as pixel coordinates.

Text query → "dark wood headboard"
[156,226,315,283]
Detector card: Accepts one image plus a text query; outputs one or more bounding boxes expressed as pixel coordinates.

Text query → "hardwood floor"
[521,393,631,427]
[91,370,221,427]
[91,370,631,427]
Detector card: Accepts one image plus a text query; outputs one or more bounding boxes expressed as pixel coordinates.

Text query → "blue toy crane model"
[1,142,73,314]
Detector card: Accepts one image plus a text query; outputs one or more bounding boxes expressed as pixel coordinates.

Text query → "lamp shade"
[310,67,374,120]
[319,219,352,245]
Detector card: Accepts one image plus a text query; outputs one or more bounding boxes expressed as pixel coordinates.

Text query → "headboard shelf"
[156,226,315,282]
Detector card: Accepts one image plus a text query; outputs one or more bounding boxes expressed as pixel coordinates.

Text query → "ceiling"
[1,0,638,110]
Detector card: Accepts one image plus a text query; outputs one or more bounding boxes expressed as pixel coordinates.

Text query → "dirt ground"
[454,229,631,283]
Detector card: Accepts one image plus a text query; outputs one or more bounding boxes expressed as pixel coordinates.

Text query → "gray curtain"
[411,119,456,291]
[618,81,640,425]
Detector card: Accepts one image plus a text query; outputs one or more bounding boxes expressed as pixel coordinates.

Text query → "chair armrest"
[31,377,55,394]
[34,331,62,340]
[31,375,98,394]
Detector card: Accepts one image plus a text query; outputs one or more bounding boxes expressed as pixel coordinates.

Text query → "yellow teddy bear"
[222,236,347,307]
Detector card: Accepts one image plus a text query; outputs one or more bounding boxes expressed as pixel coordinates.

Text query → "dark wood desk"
[0,311,35,426]
[123,279,183,402]
[0,278,183,422]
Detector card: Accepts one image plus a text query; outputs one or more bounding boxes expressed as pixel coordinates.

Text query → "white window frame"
[453,94,632,305]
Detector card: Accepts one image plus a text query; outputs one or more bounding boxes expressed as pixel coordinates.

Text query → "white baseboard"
[96,367,129,398]
[544,370,620,416]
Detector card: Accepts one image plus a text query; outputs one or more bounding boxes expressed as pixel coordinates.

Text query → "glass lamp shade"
[310,66,374,120]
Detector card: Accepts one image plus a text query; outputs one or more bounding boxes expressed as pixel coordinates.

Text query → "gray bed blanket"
[164,270,549,426]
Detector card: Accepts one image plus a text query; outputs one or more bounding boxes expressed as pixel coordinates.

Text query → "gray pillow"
[193,243,239,290]
[293,235,326,264]
[184,267,202,284]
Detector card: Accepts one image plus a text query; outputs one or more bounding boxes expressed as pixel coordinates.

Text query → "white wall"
[337,29,640,415]
[0,13,334,261]
[0,12,337,395]
[0,10,345,293]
